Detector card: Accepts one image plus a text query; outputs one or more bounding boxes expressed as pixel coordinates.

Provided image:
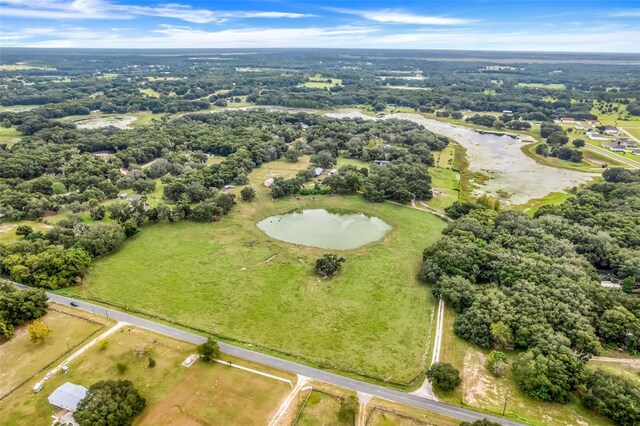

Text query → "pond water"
[325,109,597,204]
[73,115,137,130]
[256,209,391,250]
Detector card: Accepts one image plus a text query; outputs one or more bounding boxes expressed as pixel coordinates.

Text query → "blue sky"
[1,0,639,52]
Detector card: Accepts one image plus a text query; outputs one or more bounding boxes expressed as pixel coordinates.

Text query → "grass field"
[516,83,566,90]
[367,398,460,426]
[2,325,292,426]
[140,88,161,98]
[437,307,613,425]
[514,192,574,216]
[296,391,349,426]
[59,158,445,384]
[138,359,291,425]
[0,305,107,400]
[425,167,459,212]
[0,126,21,146]
[301,76,343,89]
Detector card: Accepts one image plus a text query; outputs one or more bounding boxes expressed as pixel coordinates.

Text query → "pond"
[256,209,392,250]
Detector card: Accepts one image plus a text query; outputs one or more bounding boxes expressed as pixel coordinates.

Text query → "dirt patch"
[73,115,136,130]
[0,224,16,233]
[461,350,501,408]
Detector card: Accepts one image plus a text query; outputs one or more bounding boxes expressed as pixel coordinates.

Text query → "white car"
[43,372,52,381]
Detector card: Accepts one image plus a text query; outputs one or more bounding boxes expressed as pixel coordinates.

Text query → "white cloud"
[329,8,471,25]
[0,0,315,23]
[609,9,640,17]
[5,24,639,53]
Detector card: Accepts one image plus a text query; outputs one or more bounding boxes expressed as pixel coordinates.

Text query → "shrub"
[116,362,128,374]
[427,362,462,392]
[315,253,345,278]
[197,338,221,362]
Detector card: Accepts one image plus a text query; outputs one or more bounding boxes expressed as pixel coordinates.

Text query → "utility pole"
[502,395,508,416]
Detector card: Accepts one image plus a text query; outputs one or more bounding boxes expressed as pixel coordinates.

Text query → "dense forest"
[421,169,640,423]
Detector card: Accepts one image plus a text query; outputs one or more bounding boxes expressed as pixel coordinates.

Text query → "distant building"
[374,160,391,166]
[264,178,274,187]
[502,110,513,115]
[313,167,324,176]
[586,132,606,141]
[604,126,619,136]
[586,119,599,125]
[633,149,640,156]
[48,382,88,412]
[129,194,143,202]
[329,169,338,175]
[604,141,629,149]
[223,185,235,190]
[560,117,575,123]
[609,146,626,152]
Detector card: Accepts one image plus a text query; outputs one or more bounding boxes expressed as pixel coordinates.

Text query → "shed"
[314,167,324,176]
[48,382,88,412]
[129,194,143,202]
[633,149,640,156]
[374,160,391,166]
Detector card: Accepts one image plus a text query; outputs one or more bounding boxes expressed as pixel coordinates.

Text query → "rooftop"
[48,382,88,412]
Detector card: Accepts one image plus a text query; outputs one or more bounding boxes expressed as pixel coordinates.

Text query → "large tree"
[74,380,146,426]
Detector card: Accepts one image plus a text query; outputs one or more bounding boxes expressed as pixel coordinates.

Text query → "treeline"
[0,282,48,339]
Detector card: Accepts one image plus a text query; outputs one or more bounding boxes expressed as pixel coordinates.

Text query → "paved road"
[10,282,525,425]
[584,144,640,169]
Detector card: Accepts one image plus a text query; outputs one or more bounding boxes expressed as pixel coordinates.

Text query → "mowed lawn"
[0,305,107,399]
[62,160,445,383]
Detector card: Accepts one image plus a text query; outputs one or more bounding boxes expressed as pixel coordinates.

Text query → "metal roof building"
[48,382,88,412]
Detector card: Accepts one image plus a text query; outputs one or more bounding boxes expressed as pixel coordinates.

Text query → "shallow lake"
[326,109,597,204]
[256,209,392,250]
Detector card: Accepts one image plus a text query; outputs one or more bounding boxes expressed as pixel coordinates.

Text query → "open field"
[437,307,613,425]
[0,304,109,400]
[367,398,460,426]
[140,88,161,98]
[514,191,574,216]
[0,126,21,146]
[2,325,293,426]
[296,390,350,426]
[425,167,459,212]
[0,104,38,113]
[59,158,445,385]
[516,83,566,90]
[138,358,291,425]
[301,76,343,89]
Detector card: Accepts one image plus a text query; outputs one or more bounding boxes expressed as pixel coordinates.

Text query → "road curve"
[10,281,525,426]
